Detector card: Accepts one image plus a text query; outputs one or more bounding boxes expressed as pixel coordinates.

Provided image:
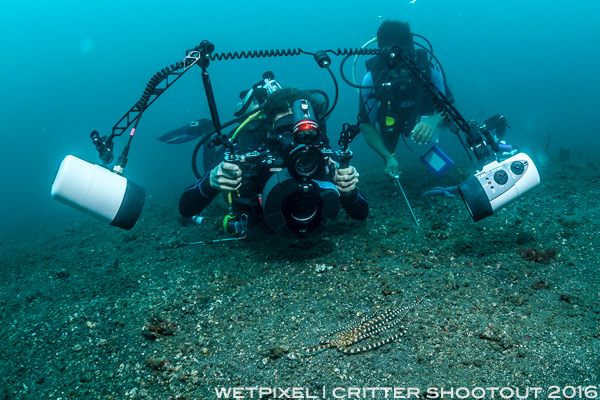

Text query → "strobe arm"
[386,46,497,162]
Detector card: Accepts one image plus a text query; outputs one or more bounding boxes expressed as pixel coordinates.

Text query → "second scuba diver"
[358,20,455,179]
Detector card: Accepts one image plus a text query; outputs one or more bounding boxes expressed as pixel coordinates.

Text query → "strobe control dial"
[494,170,508,185]
[511,161,525,175]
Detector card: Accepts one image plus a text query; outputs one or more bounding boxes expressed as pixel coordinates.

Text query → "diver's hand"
[334,166,359,195]
[209,162,242,191]
[384,157,400,179]
[411,115,442,144]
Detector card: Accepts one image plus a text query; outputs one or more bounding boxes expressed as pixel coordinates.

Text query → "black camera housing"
[228,98,340,235]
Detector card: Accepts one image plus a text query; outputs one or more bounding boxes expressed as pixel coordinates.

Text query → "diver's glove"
[411,113,443,144]
[384,157,400,179]
[334,166,359,195]
[209,162,242,191]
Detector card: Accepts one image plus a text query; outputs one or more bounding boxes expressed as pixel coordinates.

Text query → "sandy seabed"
[1,154,598,399]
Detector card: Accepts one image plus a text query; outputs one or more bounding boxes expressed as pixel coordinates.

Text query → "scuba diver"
[178,87,369,237]
[359,20,455,178]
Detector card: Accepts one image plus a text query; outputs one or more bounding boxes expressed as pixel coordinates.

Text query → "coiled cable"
[210,48,306,61]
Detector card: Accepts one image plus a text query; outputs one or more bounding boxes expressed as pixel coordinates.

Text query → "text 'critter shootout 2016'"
[213,385,600,399]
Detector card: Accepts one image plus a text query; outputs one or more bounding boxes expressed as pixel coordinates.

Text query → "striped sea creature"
[305,298,422,355]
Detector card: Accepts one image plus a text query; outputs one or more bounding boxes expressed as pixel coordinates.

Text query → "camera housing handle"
[336,122,360,169]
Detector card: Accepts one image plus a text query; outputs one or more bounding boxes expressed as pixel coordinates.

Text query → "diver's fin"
[157,119,215,144]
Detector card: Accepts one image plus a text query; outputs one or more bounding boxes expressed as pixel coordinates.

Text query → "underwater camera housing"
[234,99,340,235]
[262,170,340,235]
[287,98,325,180]
[51,155,146,230]
[458,153,540,222]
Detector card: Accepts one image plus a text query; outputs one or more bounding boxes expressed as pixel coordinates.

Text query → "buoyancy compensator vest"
[365,49,436,141]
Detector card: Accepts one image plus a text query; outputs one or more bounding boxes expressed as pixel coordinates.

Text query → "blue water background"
[1,0,598,232]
